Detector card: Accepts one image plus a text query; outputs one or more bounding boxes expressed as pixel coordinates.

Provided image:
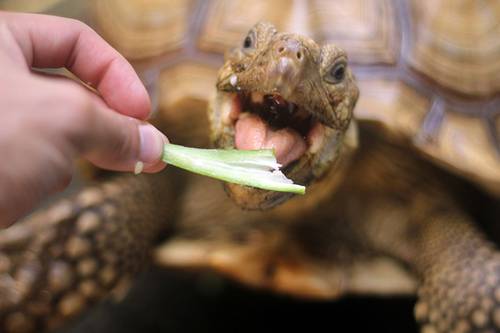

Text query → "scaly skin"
[209,22,500,331]
[326,127,500,332]
[210,22,359,209]
[0,171,184,332]
[0,22,498,333]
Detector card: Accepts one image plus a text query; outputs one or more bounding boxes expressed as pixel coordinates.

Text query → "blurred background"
[0,0,498,332]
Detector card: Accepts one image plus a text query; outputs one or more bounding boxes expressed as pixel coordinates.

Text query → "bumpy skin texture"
[0,23,499,333]
[216,22,358,130]
[209,23,500,332]
[327,127,500,333]
[0,172,183,332]
[210,22,359,209]
[415,217,500,332]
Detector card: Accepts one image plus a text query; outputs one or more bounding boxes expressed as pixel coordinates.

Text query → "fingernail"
[138,123,167,165]
[134,161,144,175]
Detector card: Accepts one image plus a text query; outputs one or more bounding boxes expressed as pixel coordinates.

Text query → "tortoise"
[0,0,499,332]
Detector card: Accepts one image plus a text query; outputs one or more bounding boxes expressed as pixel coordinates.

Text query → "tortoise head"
[209,22,359,209]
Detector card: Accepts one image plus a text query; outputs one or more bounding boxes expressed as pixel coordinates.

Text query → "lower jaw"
[224,181,297,210]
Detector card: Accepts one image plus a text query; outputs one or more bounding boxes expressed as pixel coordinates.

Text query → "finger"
[2,11,151,120]
[48,80,168,173]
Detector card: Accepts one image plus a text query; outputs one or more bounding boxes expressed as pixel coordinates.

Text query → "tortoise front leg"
[333,188,500,332]
[413,209,500,332]
[0,171,183,333]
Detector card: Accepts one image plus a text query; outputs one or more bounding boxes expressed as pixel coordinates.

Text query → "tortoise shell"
[14,0,499,194]
[90,0,499,303]
[89,0,500,196]
[1,1,499,332]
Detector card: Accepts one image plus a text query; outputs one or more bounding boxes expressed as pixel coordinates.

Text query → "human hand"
[0,11,168,226]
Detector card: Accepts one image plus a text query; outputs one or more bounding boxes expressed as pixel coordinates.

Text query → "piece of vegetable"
[162,143,305,194]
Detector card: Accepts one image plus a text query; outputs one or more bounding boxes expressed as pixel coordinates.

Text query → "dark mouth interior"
[239,92,314,137]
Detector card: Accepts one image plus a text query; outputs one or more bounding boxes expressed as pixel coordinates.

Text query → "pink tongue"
[235,113,307,166]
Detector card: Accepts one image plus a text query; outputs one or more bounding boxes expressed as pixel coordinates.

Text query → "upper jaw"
[217,71,337,130]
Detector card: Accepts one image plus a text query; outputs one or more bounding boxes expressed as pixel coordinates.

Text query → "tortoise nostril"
[275,40,304,61]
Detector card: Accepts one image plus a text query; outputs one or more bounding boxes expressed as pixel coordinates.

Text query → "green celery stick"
[162,143,305,194]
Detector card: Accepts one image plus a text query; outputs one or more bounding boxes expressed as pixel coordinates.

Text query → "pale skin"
[0,12,168,226]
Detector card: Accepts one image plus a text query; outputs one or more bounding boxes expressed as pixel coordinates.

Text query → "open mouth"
[223,91,326,169]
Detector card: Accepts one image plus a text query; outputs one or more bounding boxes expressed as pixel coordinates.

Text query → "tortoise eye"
[243,32,255,49]
[243,36,252,48]
[326,62,346,84]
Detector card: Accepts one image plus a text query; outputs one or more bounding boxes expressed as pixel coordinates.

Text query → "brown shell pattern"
[6,0,500,195]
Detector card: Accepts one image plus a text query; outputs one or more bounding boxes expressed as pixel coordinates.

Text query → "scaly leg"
[334,129,500,332]
[342,192,500,332]
[0,171,183,333]
[413,208,500,332]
